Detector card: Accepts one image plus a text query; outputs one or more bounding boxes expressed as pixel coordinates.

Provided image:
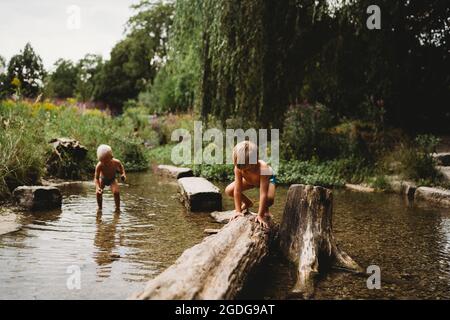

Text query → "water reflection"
[94,210,122,278]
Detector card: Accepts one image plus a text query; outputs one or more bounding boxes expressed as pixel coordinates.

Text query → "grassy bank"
[147,121,446,190]
[0,100,153,199]
[1,100,444,199]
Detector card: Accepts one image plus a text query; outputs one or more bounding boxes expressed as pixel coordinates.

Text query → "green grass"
[0,100,153,199]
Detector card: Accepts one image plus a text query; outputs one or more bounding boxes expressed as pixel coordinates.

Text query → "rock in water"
[178,177,222,212]
[415,187,450,207]
[156,165,193,179]
[13,186,62,211]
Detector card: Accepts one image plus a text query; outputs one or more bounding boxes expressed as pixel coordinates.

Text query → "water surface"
[0,172,449,299]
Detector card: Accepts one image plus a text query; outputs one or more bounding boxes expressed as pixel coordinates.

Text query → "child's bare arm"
[116,159,127,182]
[256,175,270,228]
[233,167,243,214]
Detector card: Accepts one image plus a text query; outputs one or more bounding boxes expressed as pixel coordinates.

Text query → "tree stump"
[279,184,362,298]
[131,214,274,299]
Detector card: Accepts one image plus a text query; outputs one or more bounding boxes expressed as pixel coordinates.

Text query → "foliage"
[4,43,46,98]
[166,0,450,131]
[395,134,441,182]
[95,1,174,108]
[0,55,6,99]
[282,103,337,160]
[44,59,78,99]
[76,54,103,102]
[0,100,153,199]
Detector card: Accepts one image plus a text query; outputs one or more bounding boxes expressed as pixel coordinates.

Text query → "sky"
[0,0,138,70]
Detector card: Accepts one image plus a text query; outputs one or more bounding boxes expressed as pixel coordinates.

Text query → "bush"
[0,102,46,198]
[282,103,339,160]
[191,164,234,181]
[396,134,441,182]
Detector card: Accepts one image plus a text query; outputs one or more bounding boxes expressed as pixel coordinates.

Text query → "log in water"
[132,214,274,299]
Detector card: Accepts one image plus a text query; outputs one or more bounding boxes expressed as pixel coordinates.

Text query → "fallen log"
[210,210,235,224]
[132,214,274,299]
[178,177,222,212]
[204,228,221,234]
[279,184,363,298]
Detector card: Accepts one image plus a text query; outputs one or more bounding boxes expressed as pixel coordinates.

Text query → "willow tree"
[171,0,332,128]
[171,0,449,131]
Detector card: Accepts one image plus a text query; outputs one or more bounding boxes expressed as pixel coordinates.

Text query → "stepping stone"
[13,186,62,211]
[156,165,193,179]
[432,153,450,166]
[415,187,450,207]
[437,166,450,182]
[178,177,222,212]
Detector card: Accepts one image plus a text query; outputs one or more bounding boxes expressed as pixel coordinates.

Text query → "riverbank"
[0,100,153,199]
[2,99,449,205]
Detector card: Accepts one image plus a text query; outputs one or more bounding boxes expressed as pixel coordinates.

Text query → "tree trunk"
[131,214,274,300]
[279,184,363,299]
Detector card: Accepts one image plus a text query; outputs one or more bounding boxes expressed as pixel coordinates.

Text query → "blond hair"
[97,144,113,160]
[233,141,258,168]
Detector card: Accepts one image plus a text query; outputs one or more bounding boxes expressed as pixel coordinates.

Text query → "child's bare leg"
[264,183,276,218]
[225,181,254,211]
[96,185,104,210]
[111,181,120,211]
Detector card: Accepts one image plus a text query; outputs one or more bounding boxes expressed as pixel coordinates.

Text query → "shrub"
[396,134,441,182]
[282,103,339,160]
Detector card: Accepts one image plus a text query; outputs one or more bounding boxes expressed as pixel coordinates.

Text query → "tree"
[0,55,7,99]
[75,54,103,102]
[179,0,449,131]
[5,43,46,98]
[95,1,174,108]
[44,59,78,99]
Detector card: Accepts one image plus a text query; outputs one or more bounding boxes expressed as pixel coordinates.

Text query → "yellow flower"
[11,77,21,88]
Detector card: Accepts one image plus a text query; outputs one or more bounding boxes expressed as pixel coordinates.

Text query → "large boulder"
[46,138,88,179]
[178,177,222,212]
[13,186,62,211]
